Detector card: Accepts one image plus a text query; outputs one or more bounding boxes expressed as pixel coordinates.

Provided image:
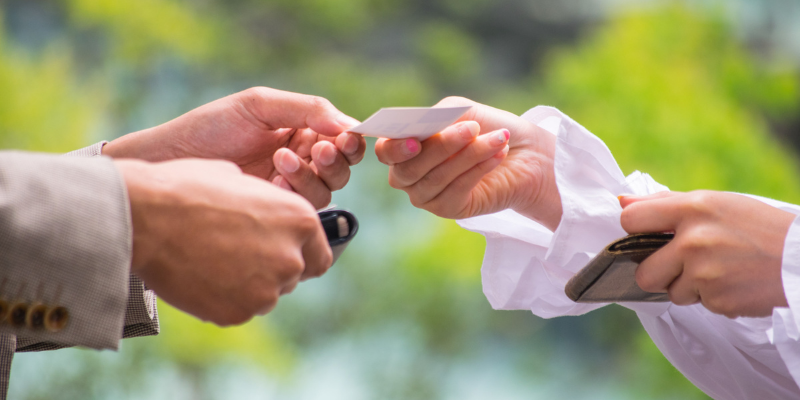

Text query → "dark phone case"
[564,233,673,303]
[318,209,359,264]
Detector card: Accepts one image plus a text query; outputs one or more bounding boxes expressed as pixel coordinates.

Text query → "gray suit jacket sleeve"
[0,143,160,398]
[14,142,160,353]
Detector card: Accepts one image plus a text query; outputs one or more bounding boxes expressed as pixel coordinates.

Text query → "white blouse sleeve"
[457,106,800,399]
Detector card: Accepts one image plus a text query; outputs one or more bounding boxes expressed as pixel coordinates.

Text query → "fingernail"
[459,122,479,140]
[279,151,300,173]
[467,121,480,138]
[494,129,510,144]
[495,144,510,159]
[404,139,420,155]
[343,134,359,155]
[318,145,336,166]
[337,114,361,130]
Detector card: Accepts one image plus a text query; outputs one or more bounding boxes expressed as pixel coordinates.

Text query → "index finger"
[620,194,687,234]
[234,87,360,137]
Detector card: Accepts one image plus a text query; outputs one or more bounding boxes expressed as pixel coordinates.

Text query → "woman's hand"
[103,87,366,209]
[374,97,562,231]
[621,191,796,318]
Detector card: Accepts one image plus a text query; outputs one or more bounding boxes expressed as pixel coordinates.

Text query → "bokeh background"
[3,0,800,399]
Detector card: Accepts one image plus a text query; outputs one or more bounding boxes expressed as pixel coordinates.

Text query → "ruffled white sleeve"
[458,106,800,399]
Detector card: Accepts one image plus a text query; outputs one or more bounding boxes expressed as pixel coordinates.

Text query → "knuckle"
[418,168,446,189]
[691,263,724,291]
[423,199,452,219]
[256,290,280,311]
[242,86,269,102]
[390,165,417,187]
[296,207,320,231]
[408,192,426,210]
[681,190,716,216]
[308,95,334,112]
[219,309,253,327]
[313,250,334,277]
[677,230,716,256]
[703,296,731,316]
[326,170,349,192]
[667,290,694,306]
[284,255,306,278]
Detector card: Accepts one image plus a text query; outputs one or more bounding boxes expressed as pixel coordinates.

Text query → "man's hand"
[104,87,367,209]
[116,158,332,326]
[374,97,562,231]
[620,191,796,318]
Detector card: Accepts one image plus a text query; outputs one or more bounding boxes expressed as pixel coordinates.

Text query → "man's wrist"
[113,159,162,276]
[103,126,182,161]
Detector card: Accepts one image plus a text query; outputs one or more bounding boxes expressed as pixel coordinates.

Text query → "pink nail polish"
[405,139,419,154]
[494,130,509,144]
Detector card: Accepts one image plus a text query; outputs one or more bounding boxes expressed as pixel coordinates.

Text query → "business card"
[348,106,472,140]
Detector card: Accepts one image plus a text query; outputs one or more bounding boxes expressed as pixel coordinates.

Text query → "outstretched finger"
[620,194,687,234]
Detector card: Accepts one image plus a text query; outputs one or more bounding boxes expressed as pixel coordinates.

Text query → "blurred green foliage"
[3,1,799,399]
[537,5,800,201]
[0,10,100,152]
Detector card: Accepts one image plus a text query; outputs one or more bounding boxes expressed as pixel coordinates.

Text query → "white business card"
[348,106,472,140]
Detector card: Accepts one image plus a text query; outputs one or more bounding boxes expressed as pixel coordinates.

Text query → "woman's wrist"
[510,123,563,231]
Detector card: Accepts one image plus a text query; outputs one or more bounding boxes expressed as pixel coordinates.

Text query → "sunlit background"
[3,0,800,399]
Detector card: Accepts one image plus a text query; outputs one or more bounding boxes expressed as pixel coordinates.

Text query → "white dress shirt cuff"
[458,106,669,318]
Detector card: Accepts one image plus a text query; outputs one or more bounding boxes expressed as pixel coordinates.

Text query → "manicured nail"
[337,114,361,130]
[405,138,420,155]
[468,121,480,138]
[343,134,359,155]
[494,129,510,144]
[318,144,337,166]
[279,151,300,173]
